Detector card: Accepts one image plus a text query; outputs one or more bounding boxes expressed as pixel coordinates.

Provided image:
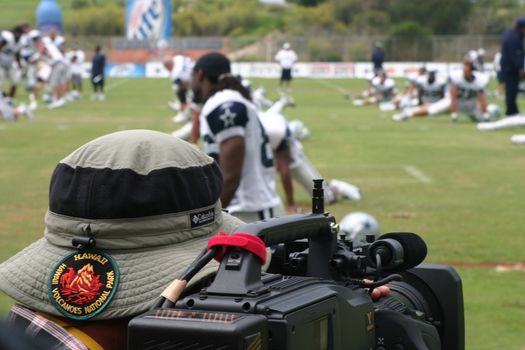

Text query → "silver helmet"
[340,212,380,245]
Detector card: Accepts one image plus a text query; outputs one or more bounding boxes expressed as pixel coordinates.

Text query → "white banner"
[144,62,496,79]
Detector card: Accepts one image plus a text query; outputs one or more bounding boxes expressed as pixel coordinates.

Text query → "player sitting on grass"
[352,71,397,110]
[392,69,449,121]
[449,57,493,123]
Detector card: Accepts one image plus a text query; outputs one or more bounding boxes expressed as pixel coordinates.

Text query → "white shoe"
[329,179,362,201]
[168,100,180,112]
[477,122,494,131]
[511,134,525,144]
[99,93,105,101]
[17,104,33,120]
[29,101,38,111]
[172,109,191,123]
[352,99,364,106]
[392,112,409,121]
[48,98,66,109]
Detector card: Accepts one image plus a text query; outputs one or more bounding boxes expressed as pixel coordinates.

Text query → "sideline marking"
[403,165,433,184]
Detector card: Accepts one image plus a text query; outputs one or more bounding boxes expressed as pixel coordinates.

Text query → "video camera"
[128,180,464,350]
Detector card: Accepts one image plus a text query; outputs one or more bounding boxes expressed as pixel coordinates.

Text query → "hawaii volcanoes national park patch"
[48,250,119,320]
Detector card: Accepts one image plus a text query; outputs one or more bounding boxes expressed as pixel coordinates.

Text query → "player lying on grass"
[0,92,32,121]
[477,114,525,131]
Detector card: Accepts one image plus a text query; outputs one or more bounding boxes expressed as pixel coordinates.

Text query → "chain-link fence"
[229,34,502,63]
[68,34,502,63]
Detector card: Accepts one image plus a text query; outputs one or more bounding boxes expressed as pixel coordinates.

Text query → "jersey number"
[259,121,274,168]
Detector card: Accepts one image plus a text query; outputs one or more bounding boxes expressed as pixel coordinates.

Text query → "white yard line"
[315,79,351,95]
[105,78,131,92]
[403,165,433,184]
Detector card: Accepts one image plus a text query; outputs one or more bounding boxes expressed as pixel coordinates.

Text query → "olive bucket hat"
[0,130,243,320]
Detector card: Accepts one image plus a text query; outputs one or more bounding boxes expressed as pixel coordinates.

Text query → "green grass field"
[1,77,524,349]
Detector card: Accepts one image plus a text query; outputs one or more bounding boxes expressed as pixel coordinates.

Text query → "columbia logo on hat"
[190,209,215,228]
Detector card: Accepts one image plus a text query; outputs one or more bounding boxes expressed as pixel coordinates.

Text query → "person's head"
[0,130,243,322]
[378,70,387,83]
[191,52,250,103]
[48,27,57,39]
[418,66,426,75]
[462,58,475,80]
[477,48,485,57]
[28,30,40,42]
[375,41,383,51]
[12,25,24,42]
[22,23,30,33]
[427,70,436,83]
[95,44,101,53]
[283,42,291,50]
[163,55,173,71]
[515,17,525,33]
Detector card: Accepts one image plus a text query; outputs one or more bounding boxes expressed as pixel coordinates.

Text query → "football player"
[0,92,32,121]
[40,36,68,109]
[65,44,85,100]
[353,71,396,108]
[477,111,523,132]
[392,69,449,121]
[192,52,283,222]
[0,27,23,98]
[258,104,362,212]
[19,29,42,110]
[449,58,491,123]
[165,53,194,122]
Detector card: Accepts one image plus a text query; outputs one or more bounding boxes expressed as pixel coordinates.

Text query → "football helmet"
[288,119,310,140]
[340,212,380,245]
[487,104,501,120]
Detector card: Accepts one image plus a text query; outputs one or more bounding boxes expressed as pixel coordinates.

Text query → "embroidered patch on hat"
[48,250,119,320]
[190,208,215,228]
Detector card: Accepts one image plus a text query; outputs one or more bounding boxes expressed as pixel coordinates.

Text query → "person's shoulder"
[414,74,425,84]
[449,70,462,84]
[202,91,252,135]
[202,90,247,117]
[436,76,447,86]
[473,71,489,87]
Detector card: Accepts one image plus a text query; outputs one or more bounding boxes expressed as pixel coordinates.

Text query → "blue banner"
[105,63,146,78]
[126,0,172,40]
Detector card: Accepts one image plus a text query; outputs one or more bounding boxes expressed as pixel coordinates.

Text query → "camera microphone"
[367,232,427,272]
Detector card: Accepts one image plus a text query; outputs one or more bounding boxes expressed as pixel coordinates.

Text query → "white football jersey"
[66,50,85,75]
[275,49,297,69]
[0,31,18,68]
[171,55,194,82]
[258,111,289,152]
[416,75,447,104]
[371,76,395,102]
[42,37,64,65]
[200,89,281,213]
[449,70,488,101]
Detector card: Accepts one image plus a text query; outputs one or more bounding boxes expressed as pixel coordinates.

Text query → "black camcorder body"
[128,181,464,350]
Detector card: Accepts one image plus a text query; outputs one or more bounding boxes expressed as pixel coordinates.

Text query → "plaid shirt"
[7,304,89,350]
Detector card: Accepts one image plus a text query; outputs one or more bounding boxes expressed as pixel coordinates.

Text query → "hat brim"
[0,212,243,320]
